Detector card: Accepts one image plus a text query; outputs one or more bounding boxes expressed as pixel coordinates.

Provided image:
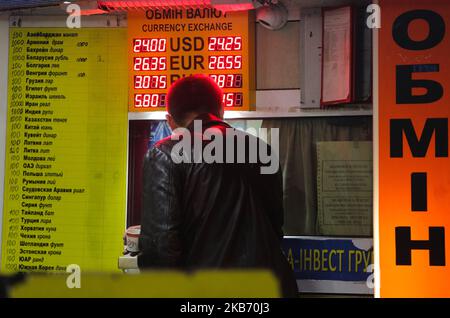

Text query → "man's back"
[138,114,297,297]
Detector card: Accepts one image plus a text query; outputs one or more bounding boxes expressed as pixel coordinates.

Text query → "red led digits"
[134,57,167,71]
[208,56,242,70]
[223,93,232,106]
[210,74,243,88]
[133,38,167,53]
[131,35,246,110]
[222,93,243,107]
[134,75,167,89]
[235,93,243,106]
[208,36,242,51]
[134,94,167,108]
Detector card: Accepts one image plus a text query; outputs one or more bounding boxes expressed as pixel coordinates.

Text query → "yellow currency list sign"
[1,28,128,273]
[128,8,255,112]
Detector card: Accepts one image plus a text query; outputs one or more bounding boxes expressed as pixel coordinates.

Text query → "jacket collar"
[185,113,230,131]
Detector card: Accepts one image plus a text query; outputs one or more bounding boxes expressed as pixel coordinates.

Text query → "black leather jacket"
[138,113,297,297]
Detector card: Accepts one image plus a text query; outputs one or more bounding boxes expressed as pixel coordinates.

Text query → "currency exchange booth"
[1,0,448,298]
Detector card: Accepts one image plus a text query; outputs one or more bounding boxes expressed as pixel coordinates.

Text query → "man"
[138,74,297,297]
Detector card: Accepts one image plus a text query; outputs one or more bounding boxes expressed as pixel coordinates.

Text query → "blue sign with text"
[282,237,373,282]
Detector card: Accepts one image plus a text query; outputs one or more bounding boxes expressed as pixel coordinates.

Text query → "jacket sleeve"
[264,164,285,241]
[138,146,183,268]
[249,140,285,241]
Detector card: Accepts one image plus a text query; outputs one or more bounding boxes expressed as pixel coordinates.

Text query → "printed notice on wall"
[1,28,128,273]
[316,142,372,236]
[321,6,352,105]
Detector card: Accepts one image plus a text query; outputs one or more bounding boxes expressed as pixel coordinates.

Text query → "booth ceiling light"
[256,1,288,30]
[60,0,108,15]
[97,0,266,12]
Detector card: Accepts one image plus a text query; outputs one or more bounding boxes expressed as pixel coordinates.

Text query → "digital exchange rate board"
[128,8,255,112]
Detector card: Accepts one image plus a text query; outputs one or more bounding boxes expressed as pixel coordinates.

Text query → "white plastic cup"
[126,225,141,252]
